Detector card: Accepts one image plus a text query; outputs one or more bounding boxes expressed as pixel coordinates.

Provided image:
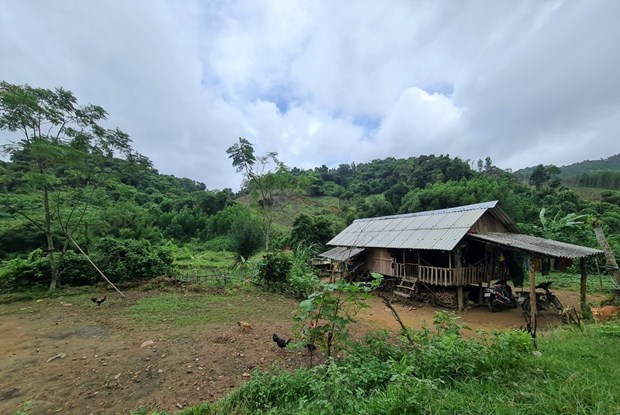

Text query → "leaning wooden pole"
[68,234,126,298]
[592,218,620,301]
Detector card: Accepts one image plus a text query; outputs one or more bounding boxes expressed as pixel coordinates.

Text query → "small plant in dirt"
[11,401,32,415]
[294,273,383,359]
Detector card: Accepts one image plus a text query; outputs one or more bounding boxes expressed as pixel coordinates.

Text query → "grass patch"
[546,271,616,295]
[124,290,295,327]
[0,285,94,304]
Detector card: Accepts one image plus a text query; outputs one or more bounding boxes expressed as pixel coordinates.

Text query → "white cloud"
[1,0,619,189]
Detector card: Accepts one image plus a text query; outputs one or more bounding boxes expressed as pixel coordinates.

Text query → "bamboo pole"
[68,234,126,298]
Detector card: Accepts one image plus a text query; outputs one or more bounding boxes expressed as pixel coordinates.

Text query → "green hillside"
[2,81,620,293]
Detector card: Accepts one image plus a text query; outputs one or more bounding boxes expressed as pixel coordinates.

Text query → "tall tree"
[226,137,289,253]
[529,164,561,191]
[0,81,133,289]
[529,164,549,190]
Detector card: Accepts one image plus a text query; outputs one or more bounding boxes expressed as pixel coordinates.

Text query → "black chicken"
[91,296,107,305]
[272,333,291,349]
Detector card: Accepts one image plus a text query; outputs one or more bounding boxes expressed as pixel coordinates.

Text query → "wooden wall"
[468,212,510,233]
[365,248,395,276]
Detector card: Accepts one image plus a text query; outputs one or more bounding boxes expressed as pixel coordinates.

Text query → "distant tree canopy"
[298,154,473,203]
[289,214,338,249]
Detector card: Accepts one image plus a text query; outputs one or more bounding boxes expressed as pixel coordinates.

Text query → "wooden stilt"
[457,286,464,311]
[528,256,537,335]
[580,258,587,311]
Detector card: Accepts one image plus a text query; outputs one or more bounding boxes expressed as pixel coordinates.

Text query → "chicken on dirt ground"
[91,296,106,305]
[272,333,291,350]
[237,321,253,331]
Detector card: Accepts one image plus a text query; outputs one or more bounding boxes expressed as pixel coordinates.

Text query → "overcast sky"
[1,0,619,190]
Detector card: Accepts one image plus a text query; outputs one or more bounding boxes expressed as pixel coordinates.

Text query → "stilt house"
[321,201,603,309]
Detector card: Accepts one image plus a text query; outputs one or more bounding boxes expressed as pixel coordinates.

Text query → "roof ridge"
[354,200,498,223]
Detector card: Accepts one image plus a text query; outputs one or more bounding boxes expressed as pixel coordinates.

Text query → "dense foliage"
[2,81,620,291]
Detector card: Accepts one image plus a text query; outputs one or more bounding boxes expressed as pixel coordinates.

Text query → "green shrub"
[229,214,263,259]
[254,251,292,289]
[93,237,175,282]
[0,248,96,291]
[201,236,233,252]
[0,249,48,291]
[287,247,320,298]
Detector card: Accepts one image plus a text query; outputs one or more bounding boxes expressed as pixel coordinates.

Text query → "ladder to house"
[391,277,418,304]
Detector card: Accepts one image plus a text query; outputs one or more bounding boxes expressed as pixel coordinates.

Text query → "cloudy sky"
[1,0,619,189]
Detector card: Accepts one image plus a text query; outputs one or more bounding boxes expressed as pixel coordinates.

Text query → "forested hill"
[513,153,620,191]
[514,153,620,178]
[556,153,620,176]
[3,81,620,293]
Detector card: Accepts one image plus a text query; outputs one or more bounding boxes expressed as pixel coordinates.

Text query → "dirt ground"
[0,287,590,415]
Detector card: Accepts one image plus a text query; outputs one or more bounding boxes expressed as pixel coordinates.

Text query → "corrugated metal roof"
[327,201,500,250]
[469,232,604,259]
[319,246,365,261]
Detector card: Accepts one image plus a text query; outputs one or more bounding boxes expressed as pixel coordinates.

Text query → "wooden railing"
[390,263,490,286]
[393,262,418,278]
[368,256,494,286]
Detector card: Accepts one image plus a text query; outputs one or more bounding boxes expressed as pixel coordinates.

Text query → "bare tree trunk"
[264,217,271,254]
[43,179,58,290]
[592,218,620,300]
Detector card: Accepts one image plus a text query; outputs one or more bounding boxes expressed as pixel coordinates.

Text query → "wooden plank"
[393,291,411,298]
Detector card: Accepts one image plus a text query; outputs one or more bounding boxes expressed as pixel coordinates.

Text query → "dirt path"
[0,288,589,414]
[359,289,590,334]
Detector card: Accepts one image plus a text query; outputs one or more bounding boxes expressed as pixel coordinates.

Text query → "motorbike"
[518,281,563,315]
[484,279,518,312]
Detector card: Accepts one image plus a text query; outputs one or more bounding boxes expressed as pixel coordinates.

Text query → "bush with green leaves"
[287,246,321,298]
[93,237,175,282]
[229,214,264,260]
[203,313,536,415]
[0,249,48,291]
[0,249,94,291]
[253,251,292,290]
[295,274,383,358]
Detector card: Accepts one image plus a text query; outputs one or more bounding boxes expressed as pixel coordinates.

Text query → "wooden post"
[478,282,483,305]
[528,256,537,332]
[580,258,587,311]
[457,285,464,311]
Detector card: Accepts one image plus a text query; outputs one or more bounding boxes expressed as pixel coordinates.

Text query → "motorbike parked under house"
[518,281,563,315]
[483,279,518,312]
